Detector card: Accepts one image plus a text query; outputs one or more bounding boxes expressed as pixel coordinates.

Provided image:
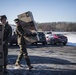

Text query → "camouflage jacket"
[16,25,26,45]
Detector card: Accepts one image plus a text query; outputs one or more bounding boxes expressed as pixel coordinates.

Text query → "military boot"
[15,62,22,67]
[28,65,33,71]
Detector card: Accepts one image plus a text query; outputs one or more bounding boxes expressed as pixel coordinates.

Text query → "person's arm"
[16,26,32,37]
[8,25,12,38]
[16,26,37,37]
[16,26,25,36]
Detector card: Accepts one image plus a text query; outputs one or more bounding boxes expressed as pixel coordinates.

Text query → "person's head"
[14,19,20,25]
[0,15,7,24]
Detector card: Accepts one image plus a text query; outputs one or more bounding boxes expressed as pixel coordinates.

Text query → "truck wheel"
[42,42,46,46]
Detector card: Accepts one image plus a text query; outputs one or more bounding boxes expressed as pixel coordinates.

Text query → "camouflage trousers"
[16,45,31,66]
[3,44,8,69]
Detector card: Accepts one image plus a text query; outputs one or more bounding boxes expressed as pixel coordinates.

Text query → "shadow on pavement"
[7,55,76,75]
[8,55,76,65]
[8,44,75,50]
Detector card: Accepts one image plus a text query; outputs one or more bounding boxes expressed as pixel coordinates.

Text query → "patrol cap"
[14,18,19,23]
[0,15,7,21]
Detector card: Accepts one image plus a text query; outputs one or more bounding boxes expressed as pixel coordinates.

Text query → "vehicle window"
[38,32,44,36]
[46,32,52,34]
[56,34,63,36]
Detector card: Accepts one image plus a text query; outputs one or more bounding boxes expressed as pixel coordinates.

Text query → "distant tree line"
[36,22,76,31]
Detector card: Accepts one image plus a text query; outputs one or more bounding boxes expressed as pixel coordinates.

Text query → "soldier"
[14,19,33,71]
[0,15,12,73]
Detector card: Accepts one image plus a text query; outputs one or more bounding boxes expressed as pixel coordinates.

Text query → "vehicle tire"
[31,42,37,45]
[51,40,56,45]
[42,42,46,46]
[9,42,13,46]
[63,42,67,45]
[31,43,34,45]
[16,42,18,46]
[35,42,37,45]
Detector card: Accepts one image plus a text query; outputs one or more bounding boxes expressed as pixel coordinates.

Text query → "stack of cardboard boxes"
[18,11,38,45]
[0,24,4,75]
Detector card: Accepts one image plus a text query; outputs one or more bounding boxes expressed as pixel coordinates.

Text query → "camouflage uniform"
[3,22,12,69]
[15,25,31,66]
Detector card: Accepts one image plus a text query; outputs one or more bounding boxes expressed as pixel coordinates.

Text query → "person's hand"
[24,33,31,37]
[32,32,37,37]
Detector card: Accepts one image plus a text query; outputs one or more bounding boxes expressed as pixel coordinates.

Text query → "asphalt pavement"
[5,44,76,75]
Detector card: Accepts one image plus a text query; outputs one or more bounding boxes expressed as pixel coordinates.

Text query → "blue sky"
[0,0,76,24]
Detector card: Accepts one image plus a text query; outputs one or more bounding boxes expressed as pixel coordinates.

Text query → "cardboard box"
[0,25,3,31]
[0,45,3,52]
[0,52,3,59]
[0,52,4,65]
[0,32,3,38]
[0,39,2,45]
[18,11,34,23]
[0,45,3,49]
[0,65,3,75]
[0,72,3,75]
[0,24,3,75]
[18,11,38,45]
[0,60,4,65]
[0,23,3,35]
[0,65,3,72]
